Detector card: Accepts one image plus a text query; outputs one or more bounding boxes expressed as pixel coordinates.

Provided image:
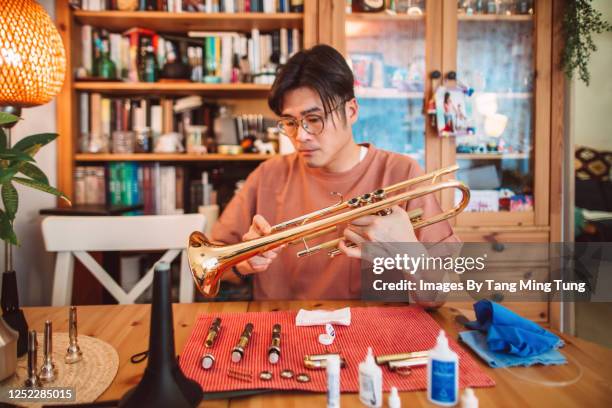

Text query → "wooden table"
[23,301,612,407]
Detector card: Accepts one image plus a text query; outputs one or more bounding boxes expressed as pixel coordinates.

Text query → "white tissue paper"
[295,307,351,326]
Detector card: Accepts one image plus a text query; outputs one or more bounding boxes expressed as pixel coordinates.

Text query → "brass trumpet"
[187,165,470,297]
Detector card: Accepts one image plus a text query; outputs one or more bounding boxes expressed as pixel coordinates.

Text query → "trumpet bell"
[188,232,223,297]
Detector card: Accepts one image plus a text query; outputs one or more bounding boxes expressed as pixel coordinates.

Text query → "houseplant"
[562,0,612,86]
[0,110,70,357]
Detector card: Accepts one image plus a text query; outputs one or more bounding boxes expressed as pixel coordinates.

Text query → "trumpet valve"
[347,197,360,208]
[372,189,393,216]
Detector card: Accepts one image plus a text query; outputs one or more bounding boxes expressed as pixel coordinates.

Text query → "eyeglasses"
[276,99,349,139]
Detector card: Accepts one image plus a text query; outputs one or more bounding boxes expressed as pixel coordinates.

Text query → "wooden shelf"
[346,12,425,22]
[456,152,530,160]
[74,81,271,96]
[73,11,304,32]
[495,92,532,99]
[355,87,422,99]
[75,153,274,162]
[458,14,533,22]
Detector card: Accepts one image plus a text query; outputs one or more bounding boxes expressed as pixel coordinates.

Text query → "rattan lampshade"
[0,0,66,107]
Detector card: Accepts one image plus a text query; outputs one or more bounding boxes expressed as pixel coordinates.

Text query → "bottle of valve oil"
[359,347,382,407]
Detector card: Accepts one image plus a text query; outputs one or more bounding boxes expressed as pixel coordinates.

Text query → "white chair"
[41,214,205,306]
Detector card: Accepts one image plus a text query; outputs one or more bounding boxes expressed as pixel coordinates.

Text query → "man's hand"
[234,215,282,274]
[338,205,418,259]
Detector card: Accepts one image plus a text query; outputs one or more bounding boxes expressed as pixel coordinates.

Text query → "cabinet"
[54,1,318,213]
[326,0,566,326]
[328,0,564,243]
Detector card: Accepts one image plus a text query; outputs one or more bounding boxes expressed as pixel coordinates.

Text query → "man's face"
[280,87,358,168]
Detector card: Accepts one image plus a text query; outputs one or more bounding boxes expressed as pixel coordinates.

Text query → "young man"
[211,44,459,300]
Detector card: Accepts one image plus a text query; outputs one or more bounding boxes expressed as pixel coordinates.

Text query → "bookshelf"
[73,11,305,32]
[55,1,318,211]
[75,153,273,162]
[74,82,272,96]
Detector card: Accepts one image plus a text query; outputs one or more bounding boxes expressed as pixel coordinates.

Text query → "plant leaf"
[0,166,19,185]
[1,182,18,220]
[19,162,49,184]
[0,210,18,245]
[12,133,57,154]
[0,112,19,127]
[0,128,6,151]
[13,176,71,205]
[0,151,35,163]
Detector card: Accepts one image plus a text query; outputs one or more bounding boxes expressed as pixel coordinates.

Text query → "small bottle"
[327,354,341,408]
[388,386,401,408]
[427,330,459,406]
[461,388,478,408]
[290,0,304,12]
[94,38,116,79]
[140,39,158,83]
[486,0,498,14]
[358,347,382,408]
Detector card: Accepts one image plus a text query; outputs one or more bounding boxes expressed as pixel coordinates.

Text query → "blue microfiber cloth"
[459,330,567,368]
[464,300,564,357]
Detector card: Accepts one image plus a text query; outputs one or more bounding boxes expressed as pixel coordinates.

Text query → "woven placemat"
[0,333,118,407]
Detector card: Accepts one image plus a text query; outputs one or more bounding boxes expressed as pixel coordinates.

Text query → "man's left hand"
[338,205,418,259]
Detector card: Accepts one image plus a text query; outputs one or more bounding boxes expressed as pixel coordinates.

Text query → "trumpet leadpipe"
[388,357,428,370]
[288,226,337,246]
[375,350,429,365]
[297,238,342,258]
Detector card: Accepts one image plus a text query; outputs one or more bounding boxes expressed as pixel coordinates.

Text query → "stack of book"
[77,0,302,13]
[80,25,301,82]
[74,163,187,215]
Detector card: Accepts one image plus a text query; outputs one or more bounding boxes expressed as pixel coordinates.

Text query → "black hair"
[268,44,355,122]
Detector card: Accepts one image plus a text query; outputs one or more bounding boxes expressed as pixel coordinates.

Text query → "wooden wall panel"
[534,0,553,226]
[55,1,76,206]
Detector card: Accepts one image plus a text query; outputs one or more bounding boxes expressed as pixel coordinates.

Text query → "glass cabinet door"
[345,2,427,166]
[454,1,536,218]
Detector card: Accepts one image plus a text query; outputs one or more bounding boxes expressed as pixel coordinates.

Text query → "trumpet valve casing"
[205,318,221,348]
[231,323,253,363]
[267,324,281,364]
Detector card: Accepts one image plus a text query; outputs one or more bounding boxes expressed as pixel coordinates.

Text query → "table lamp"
[0,0,66,358]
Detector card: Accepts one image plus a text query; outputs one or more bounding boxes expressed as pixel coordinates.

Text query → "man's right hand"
[234,214,282,275]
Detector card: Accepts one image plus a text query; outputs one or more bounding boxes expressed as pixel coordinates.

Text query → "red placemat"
[179,306,495,392]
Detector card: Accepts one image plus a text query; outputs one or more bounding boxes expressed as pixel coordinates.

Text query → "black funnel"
[119,262,202,408]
